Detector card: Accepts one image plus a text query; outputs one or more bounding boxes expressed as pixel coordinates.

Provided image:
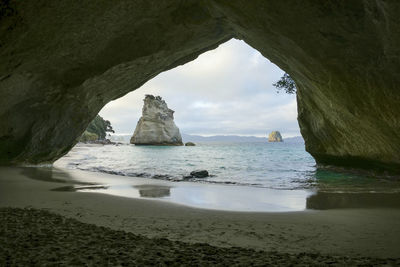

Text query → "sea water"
[57,142,315,189]
[54,142,400,211]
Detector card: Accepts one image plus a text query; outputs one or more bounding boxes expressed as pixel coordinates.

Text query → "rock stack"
[130,95,183,145]
[268,131,283,142]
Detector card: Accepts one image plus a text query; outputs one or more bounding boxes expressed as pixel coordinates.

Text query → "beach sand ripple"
[1,208,398,266]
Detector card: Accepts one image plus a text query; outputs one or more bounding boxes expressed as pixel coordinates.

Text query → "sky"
[99,39,300,138]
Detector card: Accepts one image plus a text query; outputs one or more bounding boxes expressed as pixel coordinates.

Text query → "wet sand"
[1,166,400,265]
[2,208,399,266]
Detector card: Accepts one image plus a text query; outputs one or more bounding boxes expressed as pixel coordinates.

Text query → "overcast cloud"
[99,39,300,138]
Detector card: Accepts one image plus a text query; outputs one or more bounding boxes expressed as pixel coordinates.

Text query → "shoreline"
[53,167,313,213]
[1,166,400,259]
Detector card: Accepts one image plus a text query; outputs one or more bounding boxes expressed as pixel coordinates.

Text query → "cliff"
[130,95,183,146]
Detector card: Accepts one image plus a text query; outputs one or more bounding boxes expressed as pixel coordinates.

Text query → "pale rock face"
[268,131,283,142]
[130,95,183,146]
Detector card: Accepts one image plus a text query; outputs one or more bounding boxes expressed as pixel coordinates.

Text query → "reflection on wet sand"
[307,192,400,210]
[133,185,171,198]
[306,169,400,210]
[51,185,109,192]
[21,167,69,183]
[18,166,400,212]
[21,167,92,185]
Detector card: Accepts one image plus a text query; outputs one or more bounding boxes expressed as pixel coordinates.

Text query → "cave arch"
[1,1,399,173]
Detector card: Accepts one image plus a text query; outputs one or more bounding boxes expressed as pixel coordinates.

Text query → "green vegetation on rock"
[80,115,114,142]
[273,73,296,94]
[80,131,98,142]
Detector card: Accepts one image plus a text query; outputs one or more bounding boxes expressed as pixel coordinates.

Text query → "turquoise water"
[57,142,316,190]
[56,141,400,193]
[54,142,400,211]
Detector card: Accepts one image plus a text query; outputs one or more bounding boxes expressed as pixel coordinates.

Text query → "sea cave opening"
[3,2,400,262]
[53,39,400,212]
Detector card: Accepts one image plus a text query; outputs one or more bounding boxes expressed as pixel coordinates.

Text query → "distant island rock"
[111,133,304,144]
[130,95,183,146]
[182,133,266,143]
[268,131,283,142]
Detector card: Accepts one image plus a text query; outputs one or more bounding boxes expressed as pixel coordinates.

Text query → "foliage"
[85,115,114,140]
[80,131,98,142]
[273,73,297,94]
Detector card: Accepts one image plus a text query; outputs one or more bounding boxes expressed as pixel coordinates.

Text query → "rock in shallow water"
[185,142,196,146]
[190,170,209,178]
[130,95,183,146]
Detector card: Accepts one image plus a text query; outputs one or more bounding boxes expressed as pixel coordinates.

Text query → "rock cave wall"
[0,1,399,173]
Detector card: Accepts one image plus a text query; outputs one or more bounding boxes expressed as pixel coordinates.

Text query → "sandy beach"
[1,166,400,265]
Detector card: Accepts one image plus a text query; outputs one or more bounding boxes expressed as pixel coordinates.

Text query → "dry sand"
[1,166,400,265]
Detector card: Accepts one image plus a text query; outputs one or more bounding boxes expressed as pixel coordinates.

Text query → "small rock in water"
[185,142,196,146]
[268,131,283,142]
[189,170,209,178]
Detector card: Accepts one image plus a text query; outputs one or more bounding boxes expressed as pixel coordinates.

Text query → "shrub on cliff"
[80,131,99,142]
[273,73,297,94]
[82,115,114,141]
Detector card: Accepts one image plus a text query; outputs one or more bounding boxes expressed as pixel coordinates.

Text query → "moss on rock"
[79,131,98,142]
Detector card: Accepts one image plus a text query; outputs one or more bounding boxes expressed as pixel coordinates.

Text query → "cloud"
[99,39,300,138]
